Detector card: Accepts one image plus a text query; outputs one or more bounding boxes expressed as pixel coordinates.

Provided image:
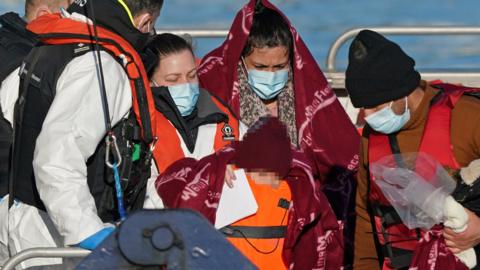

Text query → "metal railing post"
[156,29,229,38]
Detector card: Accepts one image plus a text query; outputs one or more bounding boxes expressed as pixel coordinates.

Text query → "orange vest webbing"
[26,14,157,143]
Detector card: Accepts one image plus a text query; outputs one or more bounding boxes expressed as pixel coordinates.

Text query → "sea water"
[1,0,480,70]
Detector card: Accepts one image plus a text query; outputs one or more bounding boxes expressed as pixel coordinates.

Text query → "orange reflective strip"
[152,112,184,173]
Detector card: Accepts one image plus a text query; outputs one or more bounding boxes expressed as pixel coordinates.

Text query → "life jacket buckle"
[144,136,158,166]
[220,226,235,236]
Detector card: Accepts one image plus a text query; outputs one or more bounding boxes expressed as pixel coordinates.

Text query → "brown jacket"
[353,83,480,269]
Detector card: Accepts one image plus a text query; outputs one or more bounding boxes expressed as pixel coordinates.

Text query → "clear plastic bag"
[370,152,457,230]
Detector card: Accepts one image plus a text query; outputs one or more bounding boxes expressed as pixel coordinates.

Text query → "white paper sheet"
[214,169,258,229]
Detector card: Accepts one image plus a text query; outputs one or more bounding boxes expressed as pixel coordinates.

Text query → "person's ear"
[34,5,51,20]
[134,13,153,34]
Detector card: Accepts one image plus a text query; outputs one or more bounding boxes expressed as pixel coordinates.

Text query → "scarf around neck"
[237,61,298,145]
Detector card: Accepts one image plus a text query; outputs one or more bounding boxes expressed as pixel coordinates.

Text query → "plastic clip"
[144,136,158,166]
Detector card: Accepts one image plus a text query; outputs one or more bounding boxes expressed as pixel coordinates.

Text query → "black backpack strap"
[387,133,408,168]
[369,134,420,269]
[0,104,12,197]
[9,47,43,209]
[11,43,96,210]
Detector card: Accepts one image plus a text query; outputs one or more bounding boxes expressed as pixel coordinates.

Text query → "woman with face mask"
[142,33,239,209]
[198,0,361,269]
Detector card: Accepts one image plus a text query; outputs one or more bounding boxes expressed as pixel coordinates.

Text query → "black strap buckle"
[219,225,287,239]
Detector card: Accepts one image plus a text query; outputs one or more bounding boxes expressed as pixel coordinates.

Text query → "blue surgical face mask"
[246,68,289,100]
[365,98,410,134]
[167,82,200,116]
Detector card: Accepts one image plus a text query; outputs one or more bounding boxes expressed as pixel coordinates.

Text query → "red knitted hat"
[233,117,292,178]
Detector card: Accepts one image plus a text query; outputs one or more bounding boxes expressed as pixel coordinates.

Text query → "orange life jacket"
[27,14,157,143]
[367,83,480,269]
[153,96,239,172]
[218,120,292,270]
[226,178,291,270]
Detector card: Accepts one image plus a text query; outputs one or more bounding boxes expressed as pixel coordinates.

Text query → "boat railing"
[0,248,90,270]
[326,26,480,89]
[158,26,480,90]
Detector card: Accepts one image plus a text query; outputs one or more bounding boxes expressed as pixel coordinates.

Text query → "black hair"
[143,33,194,78]
[124,0,164,16]
[242,5,293,57]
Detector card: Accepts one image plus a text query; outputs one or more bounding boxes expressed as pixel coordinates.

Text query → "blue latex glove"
[77,227,115,250]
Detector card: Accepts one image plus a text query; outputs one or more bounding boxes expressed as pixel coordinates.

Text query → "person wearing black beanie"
[346,30,420,109]
[346,30,425,135]
[348,29,480,270]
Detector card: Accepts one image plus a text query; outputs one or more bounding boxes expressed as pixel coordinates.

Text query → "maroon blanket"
[409,227,468,270]
[198,0,360,177]
[198,3,360,261]
[156,147,343,269]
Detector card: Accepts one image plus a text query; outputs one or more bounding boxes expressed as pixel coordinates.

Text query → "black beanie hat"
[345,30,420,108]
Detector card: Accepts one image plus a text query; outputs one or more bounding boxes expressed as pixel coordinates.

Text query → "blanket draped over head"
[198,0,361,264]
